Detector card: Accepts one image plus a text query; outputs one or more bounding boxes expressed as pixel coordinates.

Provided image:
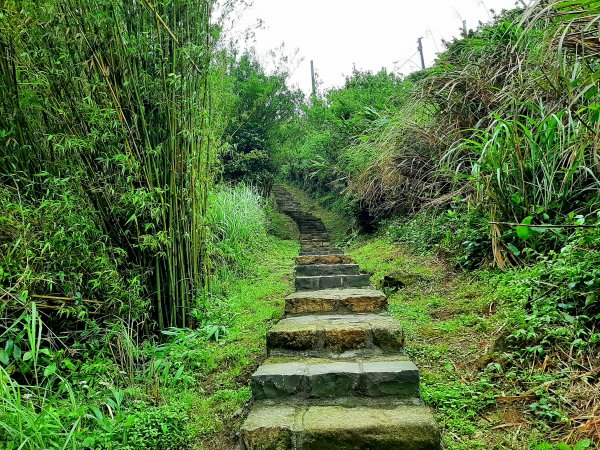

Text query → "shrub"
[508,226,600,355]
[386,203,492,269]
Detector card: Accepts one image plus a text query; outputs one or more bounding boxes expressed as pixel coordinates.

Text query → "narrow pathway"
[240,186,441,449]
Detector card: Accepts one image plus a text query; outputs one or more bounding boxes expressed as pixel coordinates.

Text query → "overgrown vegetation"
[0,230,296,450]
[271,3,600,444]
[0,1,300,448]
[1,0,599,447]
[276,3,599,253]
[349,230,599,449]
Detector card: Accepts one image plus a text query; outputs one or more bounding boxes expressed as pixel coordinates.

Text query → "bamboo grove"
[0,0,218,328]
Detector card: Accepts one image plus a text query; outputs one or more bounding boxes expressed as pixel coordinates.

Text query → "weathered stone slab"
[267,321,318,351]
[306,361,360,398]
[295,274,371,291]
[241,403,441,450]
[296,254,353,265]
[267,314,404,357]
[285,288,387,314]
[299,249,345,256]
[296,264,360,277]
[252,361,306,399]
[251,356,419,400]
[361,360,420,397]
[241,404,299,449]
[301,404,441,450]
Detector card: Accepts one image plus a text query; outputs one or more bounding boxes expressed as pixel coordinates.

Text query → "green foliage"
[207,184,268,272]
[0,179,140,317]
[507,227,600,355]
[385,203,492,269]
[276,4,599,267]
[275,69,408,226]
[222,149,276,189]
[222,52,303,189]
[0,0,218,328]
[422,377,497,436]
[0,233,297,450]
[535,440,592,450]
[350,234,598,447]
[453,108,599,230]
[82,403,188,450]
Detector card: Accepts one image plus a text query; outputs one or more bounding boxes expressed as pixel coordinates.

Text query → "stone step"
[293,220,324,225]
[285,288,387,315]
[251,356,419,400]
[267,314,404,357]
[298,227,327,233]
[299,249,344,256]
[300,241,332,248]
[292,216,320,221]
[296,254,353,265]
[295,274,371,291]
[296,222,325,226]
[241,401,441,450]
[300,249,339,256]
[296,264,360,277]
[294,219,322,223]
[289,215,320,221]
[300,236,330,242]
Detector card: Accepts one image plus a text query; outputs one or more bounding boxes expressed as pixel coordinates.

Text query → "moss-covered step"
[299,233,329,240]
[285,288,387,315]
[299,250,345,257]
[241,401,441,450]
[251,356,419,400]
[295,274,371,291]
[299,246,337,253]
[300,243,333,251]
[296,254,353,265]
[266,314,404,357]
[295,264,360,277]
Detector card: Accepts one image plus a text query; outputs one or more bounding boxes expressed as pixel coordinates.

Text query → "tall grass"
[0,303,80,450]
[454,108,598,224]
[207,184,268,272]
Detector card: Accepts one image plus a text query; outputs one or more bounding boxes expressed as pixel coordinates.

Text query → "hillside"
[1,1,599,449]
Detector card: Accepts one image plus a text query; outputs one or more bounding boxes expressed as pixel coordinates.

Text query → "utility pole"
[462,20,468,38]
[310,60,317,98]
[416,37,425,70]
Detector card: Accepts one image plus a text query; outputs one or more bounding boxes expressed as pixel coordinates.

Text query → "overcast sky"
[225,0,528,94]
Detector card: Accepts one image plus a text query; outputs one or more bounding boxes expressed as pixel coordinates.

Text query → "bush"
[0,177,142,318]
[386,202,492,269]
[82,403,189,450]
[507,227,600,355]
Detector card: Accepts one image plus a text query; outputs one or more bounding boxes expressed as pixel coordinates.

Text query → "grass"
[0,234,298,450]
[348,233,599,450]
[191,235,298,449]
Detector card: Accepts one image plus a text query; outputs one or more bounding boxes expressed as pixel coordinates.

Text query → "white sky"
[224,0,528,94]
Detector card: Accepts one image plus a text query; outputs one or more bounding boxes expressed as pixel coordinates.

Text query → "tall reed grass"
[207,184,268,271]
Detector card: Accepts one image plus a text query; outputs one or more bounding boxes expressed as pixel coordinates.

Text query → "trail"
[239,186,441,449]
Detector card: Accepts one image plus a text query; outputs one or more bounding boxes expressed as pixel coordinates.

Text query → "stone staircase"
[240,186,441,449]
